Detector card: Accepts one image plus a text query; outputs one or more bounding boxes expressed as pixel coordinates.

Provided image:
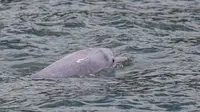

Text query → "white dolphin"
[32,48,127,79]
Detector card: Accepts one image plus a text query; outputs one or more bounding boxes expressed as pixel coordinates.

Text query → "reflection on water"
[0,0,200,111]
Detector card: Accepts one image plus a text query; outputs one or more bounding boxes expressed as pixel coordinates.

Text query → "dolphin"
[32,48,127,79]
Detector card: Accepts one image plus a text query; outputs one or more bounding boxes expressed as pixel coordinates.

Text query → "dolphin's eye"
[112,59,115,63]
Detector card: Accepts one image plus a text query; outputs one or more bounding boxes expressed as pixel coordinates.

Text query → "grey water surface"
[0,0,200,112]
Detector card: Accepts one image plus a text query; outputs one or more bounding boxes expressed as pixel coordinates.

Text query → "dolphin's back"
[32,48,114,79]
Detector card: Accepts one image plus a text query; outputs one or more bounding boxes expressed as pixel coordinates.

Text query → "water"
[0,0,200,111]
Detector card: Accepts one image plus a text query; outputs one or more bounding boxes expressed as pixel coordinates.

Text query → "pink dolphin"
[32,48,127,79]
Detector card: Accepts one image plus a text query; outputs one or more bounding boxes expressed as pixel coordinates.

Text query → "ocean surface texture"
[0,0,200,112]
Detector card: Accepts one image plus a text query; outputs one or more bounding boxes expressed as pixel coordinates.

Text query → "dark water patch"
[103,18,136,29]
[157,102,183,111]
[64,21,86,28]
[26,28,69,37]
[10,62,47,76]
[116,104,134,109]
[169,37,200,46]
[139,21,197,32]
[84,96,114,104]
[40,100,86,108]
[0,0,24,3]
[125,46,161,54]
[1,38,21,44]
[116,33,133,41]
[0,22,4,29]
[35,20,64,26]
[0,39,35,50]
[50,1,73,6]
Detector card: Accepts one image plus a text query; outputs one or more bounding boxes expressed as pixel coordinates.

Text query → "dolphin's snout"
[115,56,128,63]
[114,56,128,68]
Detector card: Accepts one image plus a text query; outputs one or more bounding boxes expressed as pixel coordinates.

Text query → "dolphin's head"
[98,48,128,68]
[98,48,116,68]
